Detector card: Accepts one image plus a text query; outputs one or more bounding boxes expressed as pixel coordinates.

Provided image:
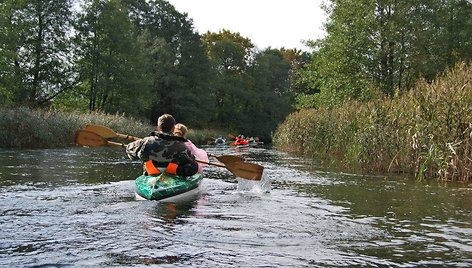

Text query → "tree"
[0,0,75,107]
[306,0,377,108]
[0,0,18,105]
[299,0,472,108]
[246,48,295,139]
[132,0,213,127]
[75,0,150,116]
[279,48,313,95]
[202,29,255,128]
[408,0,472,83]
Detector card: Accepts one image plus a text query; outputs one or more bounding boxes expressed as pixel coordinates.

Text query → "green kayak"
[135,173,204,201]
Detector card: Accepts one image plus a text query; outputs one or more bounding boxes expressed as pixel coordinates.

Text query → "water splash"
[237,170,271,193]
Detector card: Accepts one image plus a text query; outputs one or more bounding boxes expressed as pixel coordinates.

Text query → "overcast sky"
[166,0,327,51]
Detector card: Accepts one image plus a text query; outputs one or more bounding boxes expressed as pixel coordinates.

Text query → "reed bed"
[274,62,471,181]
[0,108,220,148]
[0,108,148,148]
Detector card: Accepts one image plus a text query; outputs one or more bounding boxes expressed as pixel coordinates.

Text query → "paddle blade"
[226,162,264,181]
[85,124,117,139]
[227,133,236,139]
[75,129,108,147]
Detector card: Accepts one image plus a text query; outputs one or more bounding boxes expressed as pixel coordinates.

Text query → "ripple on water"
[0,147,471,267]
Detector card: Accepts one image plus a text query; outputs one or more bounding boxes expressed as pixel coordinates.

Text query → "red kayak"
[233,139,249,146]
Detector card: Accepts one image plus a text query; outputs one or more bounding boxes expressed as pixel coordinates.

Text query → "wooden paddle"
[208,154,244,165]
[85,125,245,166]
[85,124,140,141]
[224,161,264,181]
[227,133,236,139]
[196,160,264,181]
[75,129,264,181]
[75,129,126,147]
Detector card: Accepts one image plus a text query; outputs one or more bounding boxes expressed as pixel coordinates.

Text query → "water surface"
[0,146,471,267]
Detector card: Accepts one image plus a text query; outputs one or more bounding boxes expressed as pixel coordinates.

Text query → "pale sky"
[166,0,327,51]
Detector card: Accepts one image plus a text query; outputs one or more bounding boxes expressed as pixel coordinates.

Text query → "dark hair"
[157,114,176,133]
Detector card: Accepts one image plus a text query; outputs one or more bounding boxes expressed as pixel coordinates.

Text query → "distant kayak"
[135,173,204,201]
[233,139,249,146]
[215,137,226,145]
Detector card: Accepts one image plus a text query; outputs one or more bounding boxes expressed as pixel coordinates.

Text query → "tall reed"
[0,108,221,148]
[274,62,471,181]
[0,108,148,148]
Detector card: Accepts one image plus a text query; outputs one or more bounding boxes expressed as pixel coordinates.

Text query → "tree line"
[0,0,309,140]
[297,0,471,108]
[1,0,470,141]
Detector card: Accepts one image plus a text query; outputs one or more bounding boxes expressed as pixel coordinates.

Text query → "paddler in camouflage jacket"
[126,114,199,177]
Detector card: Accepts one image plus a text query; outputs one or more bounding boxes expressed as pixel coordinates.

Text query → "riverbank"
[0,108,221,148]
[273,62,471,182]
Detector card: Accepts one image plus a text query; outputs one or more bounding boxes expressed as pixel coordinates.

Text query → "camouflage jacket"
[126,131,198,176]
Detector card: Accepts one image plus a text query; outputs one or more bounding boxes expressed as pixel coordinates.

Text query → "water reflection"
[150,199,199,223]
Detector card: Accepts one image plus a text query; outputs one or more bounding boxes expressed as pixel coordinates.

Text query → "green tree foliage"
[129,0,213,127]
[406,0,472,82]
[306,0,379,107]
[0,0,16,105]
[299,0,472,108]
[0,0,309,139]
[75,0,150,116]
[202,30,301,138]
[202,30,255,128]
[0,0,75,107]
[279,48,312,95]
[246,48,295,139]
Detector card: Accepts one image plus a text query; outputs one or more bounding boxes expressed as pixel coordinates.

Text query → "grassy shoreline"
[0,108,222,148]
[273,62,471,182]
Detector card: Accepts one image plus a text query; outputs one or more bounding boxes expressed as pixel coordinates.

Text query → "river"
[0,145,471,267]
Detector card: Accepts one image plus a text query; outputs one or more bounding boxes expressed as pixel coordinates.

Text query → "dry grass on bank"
[274,62,471,181]
[0,108,219,148]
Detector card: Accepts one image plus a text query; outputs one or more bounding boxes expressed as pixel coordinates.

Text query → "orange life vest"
[145,160,179,176]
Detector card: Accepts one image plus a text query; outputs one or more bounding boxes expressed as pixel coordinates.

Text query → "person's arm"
[174,149,198,176]
[126,138,146,160]
[187,141,209,163]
